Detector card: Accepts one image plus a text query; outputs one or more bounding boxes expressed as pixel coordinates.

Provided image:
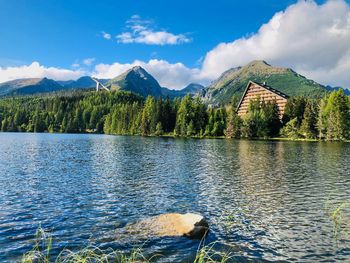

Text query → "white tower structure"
[91,77,110,92]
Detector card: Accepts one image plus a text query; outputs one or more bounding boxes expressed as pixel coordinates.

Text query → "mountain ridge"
[0,77,63,96]
[203,60,329,105]
[0,67,203,98]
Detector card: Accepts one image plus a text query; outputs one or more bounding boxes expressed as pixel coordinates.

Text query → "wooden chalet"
[236,81,289,117]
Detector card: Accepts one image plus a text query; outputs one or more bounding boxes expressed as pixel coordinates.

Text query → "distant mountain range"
[0,76,110,96]
[0,60,348,103]
[0,66,204,98]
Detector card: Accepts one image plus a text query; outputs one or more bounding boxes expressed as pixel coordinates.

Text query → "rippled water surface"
[0,133,350,262]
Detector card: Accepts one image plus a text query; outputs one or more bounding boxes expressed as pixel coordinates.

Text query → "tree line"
[0,89,349,141]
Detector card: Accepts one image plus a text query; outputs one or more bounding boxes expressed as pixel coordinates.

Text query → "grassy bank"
[21,228,231,263]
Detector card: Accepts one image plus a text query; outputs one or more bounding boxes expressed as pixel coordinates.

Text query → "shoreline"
[0,131,348,142]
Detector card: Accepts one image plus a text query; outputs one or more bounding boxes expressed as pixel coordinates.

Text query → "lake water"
[0,133,349,262]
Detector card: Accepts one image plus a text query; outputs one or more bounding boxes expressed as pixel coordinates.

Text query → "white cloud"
[116,15,191,45]
[200,0,350,88]
[71,63,80,68]
[102,31,111,40]
[0,62,85,83]
[93,59,207,89]
[83,57,95,66]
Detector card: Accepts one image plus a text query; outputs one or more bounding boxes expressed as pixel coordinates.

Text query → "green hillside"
[203,60,328,105]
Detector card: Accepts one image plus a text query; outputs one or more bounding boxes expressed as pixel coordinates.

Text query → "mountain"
[56,80,75,87]
[203,60,329,105]
[0,76,112,97]
[325,85,350,96]
[107,66,163,97]
[60,76,110,89]
[180,83,205,94]
[106,66,203,98]
[161,83,204,98]
[0,78,63,96]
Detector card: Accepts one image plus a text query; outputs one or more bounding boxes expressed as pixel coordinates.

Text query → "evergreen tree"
[318,90,350,140]
[141,96,156,135]
[299,100,318,139]
[193,96,208,135]
[89,107,99,130]
[211,108,226,136]
[73,107,83,132]
[60,116,67,133]
[82,109,91,130]
[241,99,266,138]
[231,95,240,108]
[225,107,242,138]
[33,111,45,132]
[261,100,281,137]
[281,117,300,139]
[175,95,193,136]
[104,114,112,134]
[282,97,307,125]
[1,117,8,132]
[155,122,163,136]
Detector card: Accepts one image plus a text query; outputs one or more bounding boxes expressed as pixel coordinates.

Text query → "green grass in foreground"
[324,199,350,239]
[22,228,231,263]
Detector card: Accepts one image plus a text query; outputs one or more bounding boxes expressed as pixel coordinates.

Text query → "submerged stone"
[126,213,209,239]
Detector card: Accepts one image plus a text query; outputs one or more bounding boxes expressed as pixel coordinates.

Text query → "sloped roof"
[236,81,289,111]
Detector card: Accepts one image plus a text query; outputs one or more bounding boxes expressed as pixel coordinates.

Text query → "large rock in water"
[126,213,209,239]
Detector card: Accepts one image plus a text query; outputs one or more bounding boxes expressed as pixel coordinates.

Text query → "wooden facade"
[237,81,289,117]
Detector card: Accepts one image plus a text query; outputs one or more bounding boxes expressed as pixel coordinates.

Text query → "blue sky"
[1,0,350,89]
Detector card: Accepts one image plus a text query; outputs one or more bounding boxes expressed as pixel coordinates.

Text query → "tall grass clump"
[325,199,350,239]
[21,227,153,263]
[193,242,231,263]
[22,227,52,263]
[22,228,232,263]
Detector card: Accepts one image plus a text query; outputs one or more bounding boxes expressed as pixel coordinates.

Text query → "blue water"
[0,133,349,262]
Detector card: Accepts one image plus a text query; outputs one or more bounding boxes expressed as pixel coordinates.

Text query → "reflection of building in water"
[237,140,288,214]
[191,140,243,213]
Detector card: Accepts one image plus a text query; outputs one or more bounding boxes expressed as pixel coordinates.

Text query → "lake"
[0,133,349,262]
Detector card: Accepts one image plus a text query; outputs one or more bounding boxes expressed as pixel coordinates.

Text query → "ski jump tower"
[91,77,110,92]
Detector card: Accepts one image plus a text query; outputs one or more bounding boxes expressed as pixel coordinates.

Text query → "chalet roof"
[236,81,289,111]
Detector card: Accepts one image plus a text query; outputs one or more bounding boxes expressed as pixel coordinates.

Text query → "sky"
[0,0,350,89]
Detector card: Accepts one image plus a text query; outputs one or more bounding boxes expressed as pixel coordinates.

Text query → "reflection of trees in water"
[233,140,350,261]
[192,140,240,215]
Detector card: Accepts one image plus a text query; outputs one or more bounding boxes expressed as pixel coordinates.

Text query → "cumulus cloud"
[93,59,206,89]
[83,57,95,66]
[0,62,85,83]
[116,15,191,45]
[71,63,80,68]
[201,0,350,88]
[102,31,111,40]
